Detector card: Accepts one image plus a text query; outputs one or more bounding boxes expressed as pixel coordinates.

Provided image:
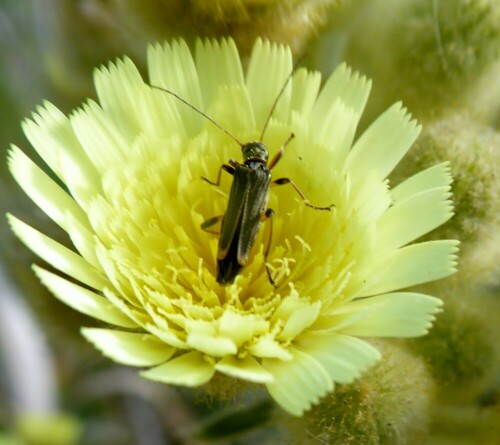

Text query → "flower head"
[8,38,458,416]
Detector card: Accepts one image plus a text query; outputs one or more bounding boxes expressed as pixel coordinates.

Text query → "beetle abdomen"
[216,233,243,284]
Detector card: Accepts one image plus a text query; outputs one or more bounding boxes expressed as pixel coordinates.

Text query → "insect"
[152,59,333,287]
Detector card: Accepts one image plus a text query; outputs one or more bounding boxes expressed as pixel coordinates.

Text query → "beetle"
[151,59,333,286]
[200,136,332,286]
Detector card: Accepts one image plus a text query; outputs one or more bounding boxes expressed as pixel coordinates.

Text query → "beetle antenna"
[259,53,307,142]
[150,84,244,147]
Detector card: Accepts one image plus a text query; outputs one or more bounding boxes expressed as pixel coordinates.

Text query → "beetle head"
[242,141,268,163]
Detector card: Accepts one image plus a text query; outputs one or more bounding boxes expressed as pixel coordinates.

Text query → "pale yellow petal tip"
[414,296,444,336]
[6,213,25,239]
[440,160,453,182]
[153,39,190,60]
[94,59,121,85]
[6,145,23,176]
[252,36,291,58]
[434,297,445,310]
[140,352,215,387]
[392,101,421,133]
[80,327,142,366]
[81,327,105,347]
[31,264,46,279]
[196,36,236,52]
[81,327,101,341]
[448,239,461,273]
[337,62,372,88]
[146,41,163,63]
[430,161,453,190]
[81,328,176,367]
[94,56,143,102]
[421,314,443,335]
[424,297,444,331]
[186,332,238,357]
[214,356,275,383]
[20,100,63,140]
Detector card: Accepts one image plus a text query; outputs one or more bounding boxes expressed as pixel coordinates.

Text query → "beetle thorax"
[242,141,268,163]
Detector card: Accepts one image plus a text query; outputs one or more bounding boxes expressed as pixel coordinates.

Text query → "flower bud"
[316,0,500,119]
[282,342,434,444]
[392,112,500,288]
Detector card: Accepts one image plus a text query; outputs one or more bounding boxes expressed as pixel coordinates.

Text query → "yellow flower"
[8,39,458,416]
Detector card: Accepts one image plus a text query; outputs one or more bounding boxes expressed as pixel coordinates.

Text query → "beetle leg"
[201,163,236,186]
[268,133,295,171]
[201,215,223,235]
[261,208,277,288]
[272,177,334,210]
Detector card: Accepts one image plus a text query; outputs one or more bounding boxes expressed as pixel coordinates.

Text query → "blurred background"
[0,0,499,444]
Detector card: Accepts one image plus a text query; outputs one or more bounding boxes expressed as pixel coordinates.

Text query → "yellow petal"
[82,328,175,366]
[289,68,321,117]
[376,186,453,251]
[186,332,237,357]
[218,310,266,348]
[278,301,321,341]
[141,352,215,386]
[246,38,293,129]
[65,213,100,268]
[310,64,371,165]
[345,102,421,183]
[147,40,203,135]
[206,85,256,140]
[195,38,245,107]
[8,146,90,233]
[215,355,274,383]
[34,266,136,328]
[335,293,443,337]
[94,57,146,142]
[391,162,452,204]
[8,215,107,290]
[70,101,128,173]
[360,240,459,296]
[263,348,332,416]
[296,333,381,383]
[22,101,100,198]
[311,99,357,166]
[312,63,371,122]
[247,335,293,360]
